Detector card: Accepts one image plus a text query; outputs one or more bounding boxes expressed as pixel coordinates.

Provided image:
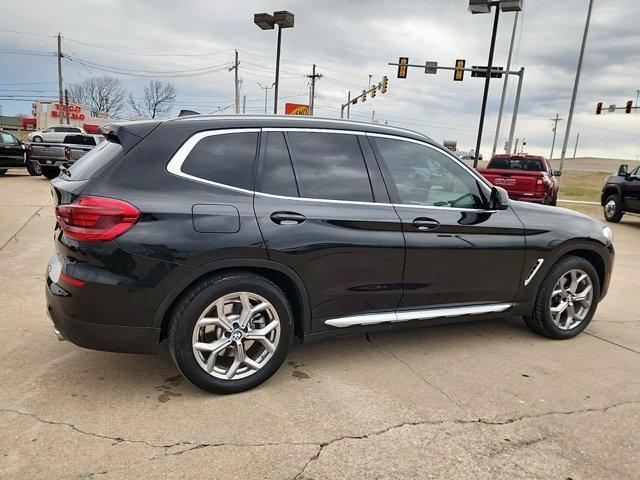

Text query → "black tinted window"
[182,132,258,190]
[374,137,485,209]
[287,132,373,202]
[67,140,123,180]
[261,132,298,197]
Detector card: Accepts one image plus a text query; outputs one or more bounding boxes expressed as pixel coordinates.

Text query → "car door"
[253,129,405,333]
[40,127,55,142]
[0,132,25,166]
[623,167,640,212]
[369,133,526,309]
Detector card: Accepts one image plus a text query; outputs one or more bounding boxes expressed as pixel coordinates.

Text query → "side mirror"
[489,186,510,211]
[553,170,562,177]
[618,164,629,176]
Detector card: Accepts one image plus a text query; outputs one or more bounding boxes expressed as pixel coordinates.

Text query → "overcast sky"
[1,0,639,159]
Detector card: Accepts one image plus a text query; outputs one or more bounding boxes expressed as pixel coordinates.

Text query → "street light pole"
[492,11,519,157]
[257,82,275,114]
[559,0,594,171]
[472,4,500,168]
[274,25,282,114]
[507,67,525,154]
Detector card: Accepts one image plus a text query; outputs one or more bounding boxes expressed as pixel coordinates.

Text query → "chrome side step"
[324,303,512,328]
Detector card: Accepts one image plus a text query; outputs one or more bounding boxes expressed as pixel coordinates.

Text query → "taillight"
[26,145,33,158]
[64,146,71,160]
[55,196,140,242]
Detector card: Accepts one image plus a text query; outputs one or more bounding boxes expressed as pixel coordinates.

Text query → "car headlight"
[602,226,613,242]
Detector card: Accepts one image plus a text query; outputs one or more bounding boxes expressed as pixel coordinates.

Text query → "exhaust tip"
[52,324,66,342]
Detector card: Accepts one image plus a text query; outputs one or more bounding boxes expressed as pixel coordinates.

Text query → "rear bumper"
[46,298,160,354]
[32,157,66,167]
[511,194,548,204]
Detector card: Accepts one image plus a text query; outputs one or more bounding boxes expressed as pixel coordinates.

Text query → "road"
[1,170,639,479]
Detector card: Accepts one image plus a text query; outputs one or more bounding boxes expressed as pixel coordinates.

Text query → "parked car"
[601,164,640,222]
[477,154,561,205]
[47,117,614,394]
[0,130,40,176]
[459,151,483,161]
[28,134,104,179]
[27,125,86,143]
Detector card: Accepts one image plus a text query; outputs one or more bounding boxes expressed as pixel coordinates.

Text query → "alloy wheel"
[549,268,593,330]
[191,291,280,380]
[604,199,617,218]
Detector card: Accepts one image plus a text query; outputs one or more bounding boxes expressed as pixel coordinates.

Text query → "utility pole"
[242,95,246,114]
[257,82,274,115]
[57,33,64,124]
[635,89,639,107]
[492,11,519,157]
[507,67,525,154]
[473,5,500,168]
[550,114,562,159]
[513,138,519,155]
[306,64,322,115]
[346,91,351,119]
[371,110,375,123]
[64,89,70,124]
[573,132,580,158]
[230,50,240,114]
[560,0,594,171]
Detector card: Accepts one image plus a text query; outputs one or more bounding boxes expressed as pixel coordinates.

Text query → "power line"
[65,37,234,58]
[0,28,54,38]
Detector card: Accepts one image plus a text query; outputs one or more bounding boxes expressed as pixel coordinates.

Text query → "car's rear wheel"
[26,161,42,176]
[41,166,59,179]
[32,136,43,142]
[0,168,7,176]
[524,256,600,339]
[168,271,293,394]
[603,194,623,223]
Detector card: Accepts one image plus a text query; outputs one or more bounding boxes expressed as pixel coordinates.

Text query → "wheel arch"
[601,184,621,206]
[154,259,312,343]
[544,241,608,298]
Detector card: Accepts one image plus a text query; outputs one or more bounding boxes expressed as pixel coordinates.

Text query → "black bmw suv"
[47,116,614,393]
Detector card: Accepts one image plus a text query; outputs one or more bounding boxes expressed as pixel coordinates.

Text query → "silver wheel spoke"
[226,341,245,379]
[574,284,592,302]
[194,337,231,354]
[196,316,232,332]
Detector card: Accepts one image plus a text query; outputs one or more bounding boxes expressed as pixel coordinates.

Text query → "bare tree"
[68,76,126,118]
[128,81,177,119]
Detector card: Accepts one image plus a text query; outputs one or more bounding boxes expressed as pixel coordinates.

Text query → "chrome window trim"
[325,303,512,328]
[165,127,498,214]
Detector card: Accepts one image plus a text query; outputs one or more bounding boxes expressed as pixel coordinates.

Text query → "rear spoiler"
[98,121,161,154]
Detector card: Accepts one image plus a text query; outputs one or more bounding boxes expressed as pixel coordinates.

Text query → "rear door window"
[259,131,299,197]
[181,131,259,190]
[286,131,373,202]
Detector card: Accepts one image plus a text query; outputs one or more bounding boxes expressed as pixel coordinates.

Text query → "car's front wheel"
[524,255,600,339]
[32,136,43,142]
[169,271,293,394]
[603,194,623,223]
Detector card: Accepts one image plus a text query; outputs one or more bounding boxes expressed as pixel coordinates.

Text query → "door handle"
[412,218,440,231]
[270,212,306,225]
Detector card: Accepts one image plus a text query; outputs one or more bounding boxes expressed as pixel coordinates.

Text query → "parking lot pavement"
[1,169,639,479]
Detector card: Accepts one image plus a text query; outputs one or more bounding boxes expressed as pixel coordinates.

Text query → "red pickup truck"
[477,154,561,205]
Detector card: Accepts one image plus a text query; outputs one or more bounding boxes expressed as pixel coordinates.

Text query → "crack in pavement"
[584,331,640,355]
[363,334,469,414]
[292,399,640,479]
[0,205,45,253]
[3,400,640,480]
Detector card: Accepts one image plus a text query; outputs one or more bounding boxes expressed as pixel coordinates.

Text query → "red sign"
[284,103,309,115]
[51,103,86,120]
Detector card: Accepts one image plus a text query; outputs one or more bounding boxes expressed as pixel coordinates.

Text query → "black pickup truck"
[601,164,640,222]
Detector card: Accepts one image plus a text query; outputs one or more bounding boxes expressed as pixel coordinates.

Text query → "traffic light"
[596,102,603,115]
[454,59,466,81]
[626,100,633,114]
[397,57,408,79]
[381,76,388,93]
[370,86,376,98]
[361,90,367,102]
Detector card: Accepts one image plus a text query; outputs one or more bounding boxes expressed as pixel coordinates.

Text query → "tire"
[41,166,60,179]
[603,194,623,223]
[32,136,43,142]
[0,168,7,176]
[26,161,42,176]
[168,271,294,394]
[523,255,600,340]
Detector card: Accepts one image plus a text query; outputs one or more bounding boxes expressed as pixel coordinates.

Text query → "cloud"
[1,0,638,159]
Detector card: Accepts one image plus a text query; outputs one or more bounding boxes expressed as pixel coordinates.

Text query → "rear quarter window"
[66,141,123,180]
[180,131,259,190]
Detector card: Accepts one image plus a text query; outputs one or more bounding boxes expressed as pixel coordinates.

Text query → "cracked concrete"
[1,171,640,479]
